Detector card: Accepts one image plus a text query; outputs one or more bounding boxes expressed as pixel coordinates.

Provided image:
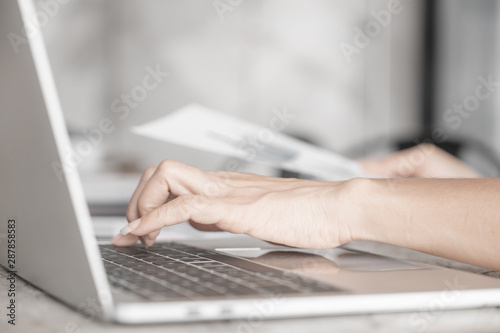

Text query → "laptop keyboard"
[100,243,343,301]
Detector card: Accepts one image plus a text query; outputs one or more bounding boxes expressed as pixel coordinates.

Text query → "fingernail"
[119,219,141,236]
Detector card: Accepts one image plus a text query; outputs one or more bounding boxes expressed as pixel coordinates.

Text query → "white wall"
[39,0,422,174]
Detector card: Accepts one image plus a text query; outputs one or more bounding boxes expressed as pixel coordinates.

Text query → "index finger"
[124,194,231,237]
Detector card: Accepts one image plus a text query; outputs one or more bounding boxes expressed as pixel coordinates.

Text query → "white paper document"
[132,104,367,181]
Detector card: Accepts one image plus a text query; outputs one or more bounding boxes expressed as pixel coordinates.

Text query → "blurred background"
[37,0,500,179]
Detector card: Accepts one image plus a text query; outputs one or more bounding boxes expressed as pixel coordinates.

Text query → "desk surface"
[2,241,500,333]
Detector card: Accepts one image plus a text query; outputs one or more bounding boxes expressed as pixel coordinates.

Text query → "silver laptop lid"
[0,0,113,320]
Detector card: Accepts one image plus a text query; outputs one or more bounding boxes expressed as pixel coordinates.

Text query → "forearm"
[347,178,500,270]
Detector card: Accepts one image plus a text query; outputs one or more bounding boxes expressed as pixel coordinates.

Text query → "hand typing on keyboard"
[112,159,355,249]
[112,144,500,272]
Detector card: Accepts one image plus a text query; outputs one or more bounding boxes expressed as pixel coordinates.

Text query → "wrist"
[335,177,383,244]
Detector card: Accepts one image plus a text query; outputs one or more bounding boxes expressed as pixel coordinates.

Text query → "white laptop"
[1,0,500,324]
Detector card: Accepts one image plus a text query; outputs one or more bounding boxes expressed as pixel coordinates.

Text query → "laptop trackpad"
[222,248,421,273]
[181,238,421,273]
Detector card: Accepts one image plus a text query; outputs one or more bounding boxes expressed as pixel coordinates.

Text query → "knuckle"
[158,159,178,174]
[142,166,157,181]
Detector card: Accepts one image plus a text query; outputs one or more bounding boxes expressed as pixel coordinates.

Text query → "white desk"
[2,241,500,333]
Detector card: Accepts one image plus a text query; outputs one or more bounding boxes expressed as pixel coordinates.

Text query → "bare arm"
[349,177,500,270]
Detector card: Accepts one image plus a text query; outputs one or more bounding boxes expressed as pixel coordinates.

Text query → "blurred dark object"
[397,0,500,176]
